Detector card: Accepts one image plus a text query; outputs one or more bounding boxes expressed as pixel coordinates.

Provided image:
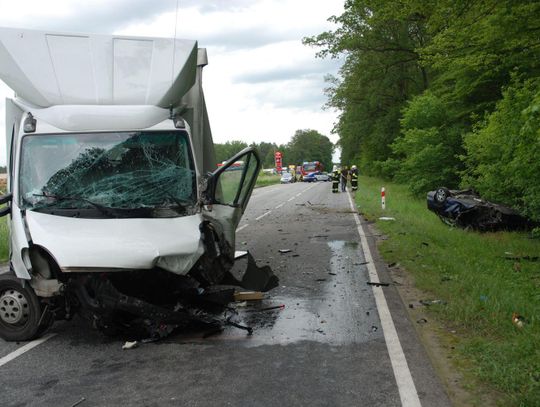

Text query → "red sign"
[274,151,282,172]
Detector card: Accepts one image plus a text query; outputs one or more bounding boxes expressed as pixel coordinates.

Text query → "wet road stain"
[165,241,383,347]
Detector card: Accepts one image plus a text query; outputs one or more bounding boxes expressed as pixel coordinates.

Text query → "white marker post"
[381,187,386,210]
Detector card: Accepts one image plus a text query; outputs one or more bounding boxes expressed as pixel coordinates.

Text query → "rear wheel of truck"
[0,274,43,341]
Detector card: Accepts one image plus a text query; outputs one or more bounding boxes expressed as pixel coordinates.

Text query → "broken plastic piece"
[379,217,395,221]
[279,249,292,254]
[512,312,526,328]
[234,250,248,259]
[122,341,139,350]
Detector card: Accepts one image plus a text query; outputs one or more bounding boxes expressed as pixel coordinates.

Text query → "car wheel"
[434,187,450,205]
[0,274,43,341]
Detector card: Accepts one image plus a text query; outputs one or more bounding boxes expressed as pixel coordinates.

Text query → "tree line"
[214,129,334,172]
[304,0,540,221]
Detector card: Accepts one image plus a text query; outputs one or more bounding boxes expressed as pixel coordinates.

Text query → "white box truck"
[0,27,263,341]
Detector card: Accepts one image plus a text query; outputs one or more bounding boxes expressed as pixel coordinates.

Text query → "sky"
[0,0,344,166]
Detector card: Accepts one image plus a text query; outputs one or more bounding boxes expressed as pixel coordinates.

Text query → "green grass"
[0,217,7,262]
[355,176,540,406]
[255,173,281,188]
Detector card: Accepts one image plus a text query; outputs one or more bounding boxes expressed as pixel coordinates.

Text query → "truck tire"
[0,274,43,341]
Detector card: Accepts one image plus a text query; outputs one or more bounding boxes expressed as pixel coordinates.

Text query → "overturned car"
[0,28,274,341]
[427,187,535,231]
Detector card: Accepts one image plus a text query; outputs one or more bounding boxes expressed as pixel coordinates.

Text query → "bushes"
[389,93,464,195]
[463,78,540,221]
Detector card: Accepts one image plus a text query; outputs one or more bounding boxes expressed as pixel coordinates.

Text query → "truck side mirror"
[0,192,12,217]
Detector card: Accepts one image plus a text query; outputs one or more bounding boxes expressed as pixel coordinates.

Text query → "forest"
[303,0,540,221]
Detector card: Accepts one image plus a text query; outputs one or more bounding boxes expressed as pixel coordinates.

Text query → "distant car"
[303,172,318,182]
[315,172,331,182]
[427,187,536,231]
[280,172,294,183]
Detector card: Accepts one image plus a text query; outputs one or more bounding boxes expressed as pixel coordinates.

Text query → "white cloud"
[0,0,344,165]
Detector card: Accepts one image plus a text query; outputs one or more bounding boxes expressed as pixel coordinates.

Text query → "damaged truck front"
[0,28,262,341]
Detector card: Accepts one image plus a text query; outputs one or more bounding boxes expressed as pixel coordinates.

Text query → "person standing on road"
[332,166,340,193]
[340,166,349,192]
[350,165,358,192]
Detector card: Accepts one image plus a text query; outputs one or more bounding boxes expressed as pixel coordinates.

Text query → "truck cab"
[0,28,261,341]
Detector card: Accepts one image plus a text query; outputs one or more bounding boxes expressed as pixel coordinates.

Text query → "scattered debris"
[480,295,488,302]
[354,261,370,266]
[315,278,327,282]
[70,398,86,407]
[409,304,414,309]
[234,250,248,259]
[122,341,139,350]
[387,262,397,268]
[367,282,390,287]
[316,328,324,334]
[421,242,429,247]
[371,325,378,332]
[279,249,292,254]
[512,312,526,328]
[379,217,396,221]
[504,255,539,262]
[234,291,264,301]
[417,318,428,324]
[420,299,447,306]
[328,272,337,276]
[246,304,285,313]
[292,254,300,257]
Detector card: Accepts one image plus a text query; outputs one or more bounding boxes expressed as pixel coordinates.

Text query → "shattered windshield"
[19,131,196,216]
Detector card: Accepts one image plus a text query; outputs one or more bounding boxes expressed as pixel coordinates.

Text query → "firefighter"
[332,166,340,193]
[350,165,358,191]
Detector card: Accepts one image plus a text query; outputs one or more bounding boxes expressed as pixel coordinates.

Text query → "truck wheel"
[0,274,43,341]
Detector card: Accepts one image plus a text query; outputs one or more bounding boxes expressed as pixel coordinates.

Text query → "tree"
[213,140,248,164]
[286,129,334,171]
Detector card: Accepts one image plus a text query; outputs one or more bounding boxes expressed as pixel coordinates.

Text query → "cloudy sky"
[0,0,344,165]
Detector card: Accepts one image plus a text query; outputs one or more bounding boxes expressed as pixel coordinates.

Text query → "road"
[0,182,451,407]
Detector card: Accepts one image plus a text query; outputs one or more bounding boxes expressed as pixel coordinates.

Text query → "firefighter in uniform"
[350,165,358,191]
[332,167,340,193]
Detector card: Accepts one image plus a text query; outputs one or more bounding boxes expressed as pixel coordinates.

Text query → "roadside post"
[381,187,386,210]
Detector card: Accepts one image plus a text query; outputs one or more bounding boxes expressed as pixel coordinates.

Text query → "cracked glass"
[19,131,196,215]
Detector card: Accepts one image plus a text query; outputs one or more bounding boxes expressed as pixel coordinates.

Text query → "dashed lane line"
[255,211,272,221]
[287,197,295,202]
[346,192,421,407]
[275,203,284,209]
[0,333,57,368]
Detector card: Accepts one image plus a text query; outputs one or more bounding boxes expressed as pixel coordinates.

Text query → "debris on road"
[234,250,249,259]
[315,278,327,282]
[328,272,337,276]
[367,282,390,287]
[234,291,264,301]
[279,249,292,254]
[417,318,428,324]
[70,397,86,407]
[122,341,139,350]
[245,304,285,313]
[379,217,396,221]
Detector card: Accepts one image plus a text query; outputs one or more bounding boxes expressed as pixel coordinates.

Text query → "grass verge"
[355,175,539,406]
[255,173,281,188]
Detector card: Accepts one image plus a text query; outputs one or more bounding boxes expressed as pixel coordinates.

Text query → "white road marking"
[255,211,272,221]
[287,197,295,202]
[275,203,284,209]
[0,333,57,367]
[236,224,249,232]
[295,193,302,197]
[346,192,422,407]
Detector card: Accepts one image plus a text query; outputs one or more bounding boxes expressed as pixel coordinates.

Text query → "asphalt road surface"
[0,182,452,407]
